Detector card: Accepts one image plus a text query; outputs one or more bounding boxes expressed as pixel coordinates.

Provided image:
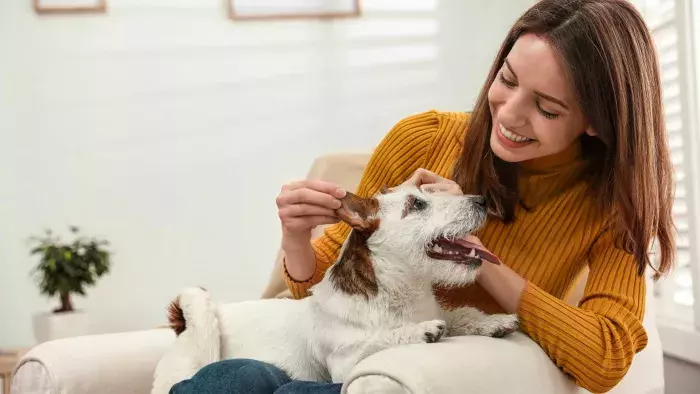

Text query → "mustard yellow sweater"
[285,110,647,393]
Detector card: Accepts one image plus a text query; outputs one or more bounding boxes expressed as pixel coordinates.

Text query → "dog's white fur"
[151,185,518,393]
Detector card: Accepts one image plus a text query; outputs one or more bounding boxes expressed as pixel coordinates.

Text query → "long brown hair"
[452,0,675,278]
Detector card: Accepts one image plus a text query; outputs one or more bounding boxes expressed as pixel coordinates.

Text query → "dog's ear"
[336,192,379,232]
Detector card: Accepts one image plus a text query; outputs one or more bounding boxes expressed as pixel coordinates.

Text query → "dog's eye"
[412,197,427,211]
[402,195,429,218]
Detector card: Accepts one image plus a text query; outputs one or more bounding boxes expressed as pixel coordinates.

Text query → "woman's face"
[487,33,594,163]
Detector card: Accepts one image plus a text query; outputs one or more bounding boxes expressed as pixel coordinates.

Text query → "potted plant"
[29,226,111,343]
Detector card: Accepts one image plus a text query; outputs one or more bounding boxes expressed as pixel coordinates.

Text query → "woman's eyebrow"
[535,91,570,111]
[504,59,518,81]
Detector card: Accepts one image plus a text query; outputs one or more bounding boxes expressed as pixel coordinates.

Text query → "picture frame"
[34,0,107,15]
[228,0,361,21]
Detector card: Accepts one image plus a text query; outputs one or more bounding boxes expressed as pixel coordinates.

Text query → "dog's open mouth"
[426,237,500,265]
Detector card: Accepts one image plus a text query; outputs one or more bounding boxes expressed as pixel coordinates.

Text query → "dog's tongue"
[456,235,501,265]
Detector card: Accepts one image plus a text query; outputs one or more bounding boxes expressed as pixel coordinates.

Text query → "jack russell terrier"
[151,184,519,393]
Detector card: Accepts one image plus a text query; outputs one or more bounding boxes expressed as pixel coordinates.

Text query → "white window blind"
[632,0,698,327]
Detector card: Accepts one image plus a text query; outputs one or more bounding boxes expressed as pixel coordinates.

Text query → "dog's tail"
[167,297,187,335]
[151,287,221,394]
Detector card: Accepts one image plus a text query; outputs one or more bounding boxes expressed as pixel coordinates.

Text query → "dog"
[151,184,519,393]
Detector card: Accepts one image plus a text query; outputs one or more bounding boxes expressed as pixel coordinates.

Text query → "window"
[631,0,700,363]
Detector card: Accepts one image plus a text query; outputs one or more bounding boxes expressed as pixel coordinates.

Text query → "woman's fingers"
[283,216,340,232]
[278,204,336,219]
[407,168,462,196]
[420,182,463,196]
[277,188,342,210]
[464,234,485,247]
[407,168,447,187]
[282,180,346,198]
[277,180,346,237]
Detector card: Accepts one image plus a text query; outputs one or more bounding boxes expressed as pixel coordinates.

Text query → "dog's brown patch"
[402,195,416,218]
[330,192,380,298]
[167,296,186,336]
[329,230,379,299]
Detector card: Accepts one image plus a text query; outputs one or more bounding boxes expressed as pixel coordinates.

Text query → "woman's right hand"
[276,180,347,245]
[277,180,346,282]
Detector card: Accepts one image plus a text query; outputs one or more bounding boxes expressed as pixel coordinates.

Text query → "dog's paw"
[419,319,446,343]
[489,314,519,338]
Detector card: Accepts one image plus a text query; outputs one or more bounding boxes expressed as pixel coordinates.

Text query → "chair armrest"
[343,332,579,394]
[12,329,174,394]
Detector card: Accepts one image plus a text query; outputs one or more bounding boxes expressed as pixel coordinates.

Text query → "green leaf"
[30,246,45,255]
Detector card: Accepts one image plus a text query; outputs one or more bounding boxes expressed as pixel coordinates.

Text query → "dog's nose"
[472,196,487,207]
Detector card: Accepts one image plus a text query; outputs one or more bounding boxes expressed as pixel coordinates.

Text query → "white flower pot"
[32,310,89,343]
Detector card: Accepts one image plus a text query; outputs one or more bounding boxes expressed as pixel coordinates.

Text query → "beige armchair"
[11,153,664,394]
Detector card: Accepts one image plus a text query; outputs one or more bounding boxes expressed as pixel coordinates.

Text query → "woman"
[171,0,674,393]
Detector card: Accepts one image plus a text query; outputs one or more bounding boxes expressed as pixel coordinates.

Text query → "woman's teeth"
[500,124,532,143]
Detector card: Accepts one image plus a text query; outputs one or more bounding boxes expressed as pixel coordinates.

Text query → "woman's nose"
[497,96,528,128]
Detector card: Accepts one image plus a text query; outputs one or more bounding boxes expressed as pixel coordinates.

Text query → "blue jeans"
[169,359,343,394]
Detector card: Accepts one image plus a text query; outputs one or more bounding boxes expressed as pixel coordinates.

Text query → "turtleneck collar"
[516,140,587,208]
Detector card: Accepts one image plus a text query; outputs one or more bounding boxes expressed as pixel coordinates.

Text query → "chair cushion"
[343,332,579,394]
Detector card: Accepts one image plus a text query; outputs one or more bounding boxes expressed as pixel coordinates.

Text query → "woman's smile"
[494,122,536,148]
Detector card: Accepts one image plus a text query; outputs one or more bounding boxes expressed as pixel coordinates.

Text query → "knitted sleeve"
[517,228,648,393]
[284,111,441,299]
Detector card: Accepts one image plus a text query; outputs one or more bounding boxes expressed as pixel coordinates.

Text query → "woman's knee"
[169,358,291,394]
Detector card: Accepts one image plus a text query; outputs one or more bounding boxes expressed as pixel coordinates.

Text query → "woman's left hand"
[403,169,527,312]
[402,168,463,196]
[467,233,526,313]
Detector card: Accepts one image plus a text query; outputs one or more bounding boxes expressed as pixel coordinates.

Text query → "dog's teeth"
[433,245,443,253]
[468,249,476,257]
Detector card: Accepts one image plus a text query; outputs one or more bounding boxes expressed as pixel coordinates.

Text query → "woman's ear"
[336,192,379,232]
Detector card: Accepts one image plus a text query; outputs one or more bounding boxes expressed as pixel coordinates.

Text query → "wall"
[665,356,700,394]
[0,0,533,347]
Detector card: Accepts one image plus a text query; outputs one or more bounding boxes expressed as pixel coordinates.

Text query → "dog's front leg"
[359,319,447,355]
[444,307,519,338]
[384,319,447,345]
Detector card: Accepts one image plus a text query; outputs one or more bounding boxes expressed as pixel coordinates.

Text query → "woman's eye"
[498,72,516,88]
[536,102,559,120]
[412,198,427,211]
[497,70,559,120]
